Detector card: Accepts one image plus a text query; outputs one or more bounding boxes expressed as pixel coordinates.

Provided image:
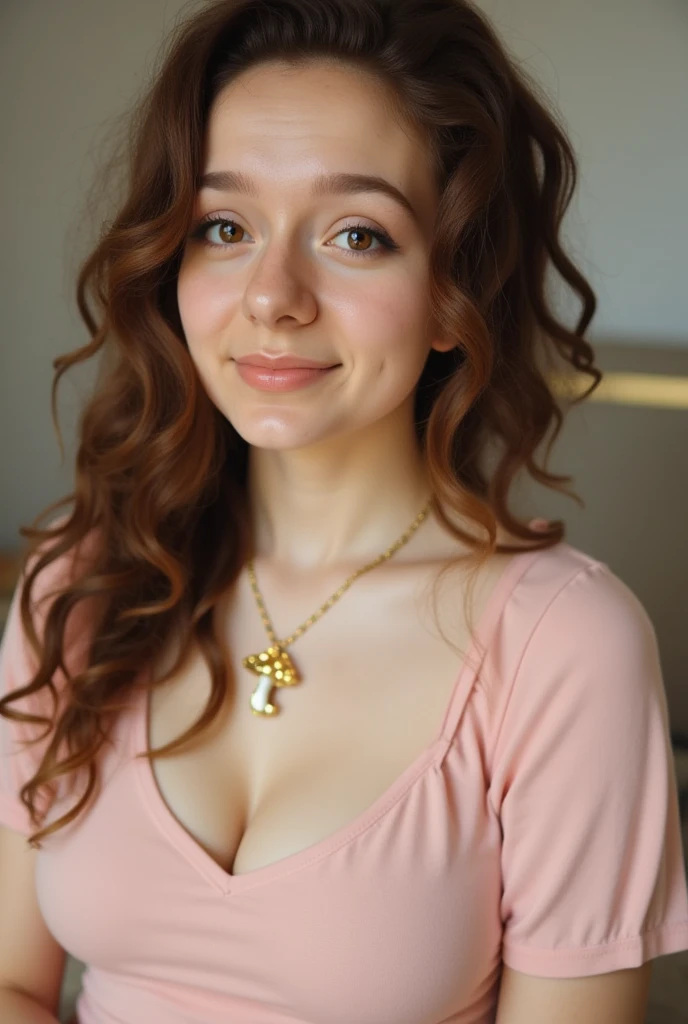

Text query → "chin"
[227,419,324,450]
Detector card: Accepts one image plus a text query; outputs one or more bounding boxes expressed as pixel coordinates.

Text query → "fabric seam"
[502,916,688,958]
[486,559,609,816]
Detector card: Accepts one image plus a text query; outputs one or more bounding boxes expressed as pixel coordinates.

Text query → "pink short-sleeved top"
[1,531,688,1024]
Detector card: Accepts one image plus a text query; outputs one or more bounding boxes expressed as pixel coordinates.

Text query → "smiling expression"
[177,60,454,449]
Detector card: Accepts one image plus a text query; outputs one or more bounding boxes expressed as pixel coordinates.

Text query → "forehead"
[204,61,437,211]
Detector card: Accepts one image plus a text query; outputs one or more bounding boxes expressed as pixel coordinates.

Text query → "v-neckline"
[132,541,546,897]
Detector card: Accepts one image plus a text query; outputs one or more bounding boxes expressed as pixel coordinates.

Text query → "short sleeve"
[488,561,688,976]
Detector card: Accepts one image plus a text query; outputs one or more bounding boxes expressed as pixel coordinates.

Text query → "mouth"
[231,360,342,393]
[233,359,341,370]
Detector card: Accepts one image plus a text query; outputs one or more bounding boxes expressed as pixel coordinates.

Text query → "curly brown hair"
[1,0,600,850]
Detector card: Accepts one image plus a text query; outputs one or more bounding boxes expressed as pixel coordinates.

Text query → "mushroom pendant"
[242,644,301,717]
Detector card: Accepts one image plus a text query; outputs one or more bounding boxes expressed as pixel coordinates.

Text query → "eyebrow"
[197,169,420,223]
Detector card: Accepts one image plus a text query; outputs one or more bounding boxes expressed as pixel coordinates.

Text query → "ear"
[429,336,459,354]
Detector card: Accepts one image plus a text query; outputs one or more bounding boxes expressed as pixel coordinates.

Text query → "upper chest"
[146,546,517,878]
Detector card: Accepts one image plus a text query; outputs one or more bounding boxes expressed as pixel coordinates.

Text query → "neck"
[246,422,433,572]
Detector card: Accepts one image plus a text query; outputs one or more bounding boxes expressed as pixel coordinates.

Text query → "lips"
[233,361,340,392]
[234,355,338,370]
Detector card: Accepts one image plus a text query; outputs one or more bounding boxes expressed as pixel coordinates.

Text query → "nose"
[241,240,318,330]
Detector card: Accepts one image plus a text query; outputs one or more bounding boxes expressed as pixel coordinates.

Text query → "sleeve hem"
[502,919,688,976]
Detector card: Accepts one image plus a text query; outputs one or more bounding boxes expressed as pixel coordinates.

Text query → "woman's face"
[177,60,453,452]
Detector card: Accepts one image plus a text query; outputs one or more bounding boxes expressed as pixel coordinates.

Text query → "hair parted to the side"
[1,0,601,850]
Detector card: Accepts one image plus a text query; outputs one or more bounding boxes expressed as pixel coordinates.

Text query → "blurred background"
[1,0,686,1020]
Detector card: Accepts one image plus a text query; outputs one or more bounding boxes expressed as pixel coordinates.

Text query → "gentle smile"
[232,361,342,393]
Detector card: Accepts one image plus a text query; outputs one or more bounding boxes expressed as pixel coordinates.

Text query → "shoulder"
[492,541,665,753]
[518,540,656,650]
[22,516,102,598]
[1,516,103,703]
[487,539,668,827]
[485,538,662,725]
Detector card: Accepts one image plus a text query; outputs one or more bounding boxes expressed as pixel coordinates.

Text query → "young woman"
[1,1,687,1022]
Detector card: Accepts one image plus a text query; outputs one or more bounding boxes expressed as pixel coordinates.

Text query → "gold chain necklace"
[242,499,433,717]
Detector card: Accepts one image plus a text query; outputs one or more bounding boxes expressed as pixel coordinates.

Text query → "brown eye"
[191,217,399,258]
[189,217,249,247]
[218,221,244,244]
[347,228,374,252]
[329,223,398,258]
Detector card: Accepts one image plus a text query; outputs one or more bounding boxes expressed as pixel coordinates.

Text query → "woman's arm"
[0,987,61,1023]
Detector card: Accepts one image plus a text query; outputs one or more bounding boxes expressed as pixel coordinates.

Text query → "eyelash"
[188,216,400,259]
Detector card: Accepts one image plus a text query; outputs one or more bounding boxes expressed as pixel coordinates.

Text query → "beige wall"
[1,0,686,727]
[478,0,688,342]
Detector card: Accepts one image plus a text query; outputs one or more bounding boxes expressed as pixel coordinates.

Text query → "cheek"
[177,261,239,338]
[333,273,430,364]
